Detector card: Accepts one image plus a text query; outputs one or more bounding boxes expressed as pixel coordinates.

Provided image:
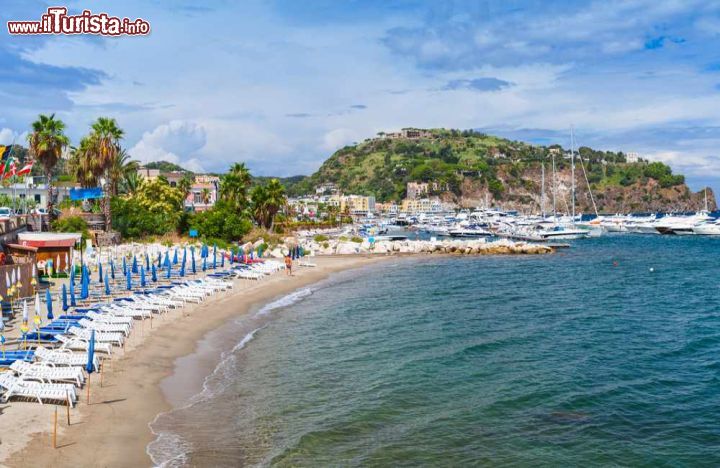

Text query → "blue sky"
[2,0,720,193]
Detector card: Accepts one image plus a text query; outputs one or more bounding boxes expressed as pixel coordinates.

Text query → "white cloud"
[129,120,207,171]
[322,128,359,152]
[0,128,28,146]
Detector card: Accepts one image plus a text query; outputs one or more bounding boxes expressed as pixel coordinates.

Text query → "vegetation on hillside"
[286,129,690,206]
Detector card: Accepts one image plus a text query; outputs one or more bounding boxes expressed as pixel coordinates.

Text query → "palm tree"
[27,114,70,221]
[250,184,267,227]
[68,135,101,188]
[178,175,193,199]
[251,179,287,229]
[91,117,123,230]
[263,179,287,229]
[201,187,211,205]
[220,162,252,209]
[108,149,138,196]
[122,171,142,195]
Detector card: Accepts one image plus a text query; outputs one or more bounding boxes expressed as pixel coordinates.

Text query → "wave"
[254,287,314,317]
[147,326,264,467]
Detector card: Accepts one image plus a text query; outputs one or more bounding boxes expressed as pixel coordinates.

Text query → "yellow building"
[341,195,376,214]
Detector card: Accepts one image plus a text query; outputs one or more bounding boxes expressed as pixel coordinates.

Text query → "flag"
[0,146,7,159]
[16,161,33,176]
[2,159,16,180]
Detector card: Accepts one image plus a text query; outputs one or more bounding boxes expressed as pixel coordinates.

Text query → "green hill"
[285,128,713,213]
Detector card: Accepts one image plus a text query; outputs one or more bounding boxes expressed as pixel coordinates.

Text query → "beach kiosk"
[16,232,81,275]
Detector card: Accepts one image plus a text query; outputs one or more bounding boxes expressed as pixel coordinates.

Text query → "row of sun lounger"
[0,275,236,405]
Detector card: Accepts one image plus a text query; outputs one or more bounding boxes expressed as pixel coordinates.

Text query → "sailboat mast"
[705,187,708,211]
[570,127,576,221]
[552,152,557,218]
[541,160,546,217]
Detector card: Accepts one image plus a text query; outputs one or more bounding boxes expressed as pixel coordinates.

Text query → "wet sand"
[2,256,385,467]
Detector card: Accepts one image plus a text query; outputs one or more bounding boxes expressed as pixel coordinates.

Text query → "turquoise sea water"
[149,236,720,466]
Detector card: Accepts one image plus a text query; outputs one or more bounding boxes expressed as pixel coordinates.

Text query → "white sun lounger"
[78,319,131,336]
[35,346,100,372]
[57,335,113,355]
[0,372,77,406]
[10,360,85,387]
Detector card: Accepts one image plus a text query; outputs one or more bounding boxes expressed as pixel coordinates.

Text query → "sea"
[147,235,720,467]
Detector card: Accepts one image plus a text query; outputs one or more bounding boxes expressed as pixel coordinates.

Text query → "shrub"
[189,201,253,243]
[313,234,329,242]
[350,236,363,243]
[53,216,90,242]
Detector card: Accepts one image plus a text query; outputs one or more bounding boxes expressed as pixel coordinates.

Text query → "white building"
[626,152,640,163]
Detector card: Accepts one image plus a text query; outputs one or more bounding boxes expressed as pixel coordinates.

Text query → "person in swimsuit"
[285,254,292,275]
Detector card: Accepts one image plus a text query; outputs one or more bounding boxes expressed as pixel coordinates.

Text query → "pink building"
[185,175,220,212]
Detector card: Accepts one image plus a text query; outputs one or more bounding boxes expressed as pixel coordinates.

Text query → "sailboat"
[535,128,590,240]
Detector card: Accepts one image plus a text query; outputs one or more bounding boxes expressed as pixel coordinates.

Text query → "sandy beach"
[1,255,385,468]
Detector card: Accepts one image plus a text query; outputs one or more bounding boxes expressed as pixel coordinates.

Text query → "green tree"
[108,149,138,196]
[250,178,287,229]
[27,114,70,221]
[90,117,124,230]
[220,162,252,210]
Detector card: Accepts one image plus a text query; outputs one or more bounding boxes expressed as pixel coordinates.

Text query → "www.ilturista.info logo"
[7,7,150,36]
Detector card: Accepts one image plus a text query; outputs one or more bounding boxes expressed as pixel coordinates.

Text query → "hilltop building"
[407,182,429,199]
[381,128,433,140]
[626,152,640,163]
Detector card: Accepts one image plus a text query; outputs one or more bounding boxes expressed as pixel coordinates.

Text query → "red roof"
[19,239,76,248]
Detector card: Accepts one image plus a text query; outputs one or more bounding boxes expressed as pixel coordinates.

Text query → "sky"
[2,0,720,193]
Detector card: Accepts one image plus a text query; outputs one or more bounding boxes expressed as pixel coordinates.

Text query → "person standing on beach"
[285,254,292,276]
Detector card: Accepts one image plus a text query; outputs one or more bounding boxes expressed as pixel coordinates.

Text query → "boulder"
[335,242,358,255]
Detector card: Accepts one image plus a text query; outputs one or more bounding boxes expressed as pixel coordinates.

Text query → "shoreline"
[3,255,387,468]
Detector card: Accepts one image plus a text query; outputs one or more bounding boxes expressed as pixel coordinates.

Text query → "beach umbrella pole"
[53,406,58,448]
[66,390,71,425]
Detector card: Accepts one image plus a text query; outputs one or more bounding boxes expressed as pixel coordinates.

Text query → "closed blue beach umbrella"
[182,248,187,268]
[151,264,157,282]
[86,329,95,374]
[221,253,225,267]
[110,259,115,280]
[70,264,75,286]
[69,279,77,307]
[164,251,170,268]
[191,248,196,274]
[166,259,172,279]
[98,262,103,283]
[212,246,217,269]
[126,268,132,290]
[140,265,146,287]
[45,288,53,320]
[104,272,110,296]
[122,257,127,275]
[61,283,68,311]
[145,253,150,270]
[157,252,162,267]
[132,255,138,274]
[81,272,89,300]
[173,249,178,265]
[202,257,207,272]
